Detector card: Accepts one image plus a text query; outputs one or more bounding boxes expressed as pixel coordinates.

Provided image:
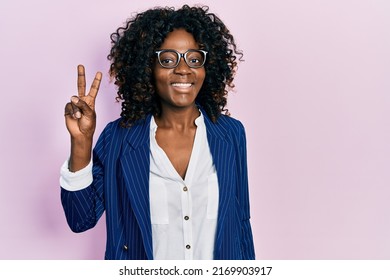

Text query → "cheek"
[197,70,206,86]
[153,70,169,91]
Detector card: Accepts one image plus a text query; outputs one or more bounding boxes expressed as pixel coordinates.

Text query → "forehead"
[159,29,199,51]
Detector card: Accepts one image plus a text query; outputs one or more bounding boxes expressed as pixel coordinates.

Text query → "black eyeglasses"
[155,49,208,69]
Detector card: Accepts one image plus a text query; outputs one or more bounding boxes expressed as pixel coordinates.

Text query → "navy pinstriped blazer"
[61,109,255,260]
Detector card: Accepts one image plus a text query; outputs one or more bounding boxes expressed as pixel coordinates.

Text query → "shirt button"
[184,216,189,220]
[123,245,128,250]
[183,186,188,192]
[186,245,191,249]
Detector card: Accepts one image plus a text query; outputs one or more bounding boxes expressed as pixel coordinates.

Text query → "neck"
[155,104,200,130]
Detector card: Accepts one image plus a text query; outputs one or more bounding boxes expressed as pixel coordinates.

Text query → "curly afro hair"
[108,5,242,127]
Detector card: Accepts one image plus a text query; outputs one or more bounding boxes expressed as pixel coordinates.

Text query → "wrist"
[70,134,93,145]
[69,136,93,172]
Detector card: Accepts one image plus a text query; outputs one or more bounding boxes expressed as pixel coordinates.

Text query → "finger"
[71,101,82,119]
[64,102,80,119]
[88,71,102,99]
[64,102,73,116]
[71,96,94,118]
[77,65,86,97]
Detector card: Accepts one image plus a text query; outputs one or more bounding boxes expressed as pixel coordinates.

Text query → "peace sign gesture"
[64,65,102,139]
[64,65,102,171]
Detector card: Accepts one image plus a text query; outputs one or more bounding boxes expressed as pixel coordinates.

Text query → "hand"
[64,65,102,140]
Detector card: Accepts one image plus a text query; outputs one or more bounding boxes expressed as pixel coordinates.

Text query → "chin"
[163,98,196,109]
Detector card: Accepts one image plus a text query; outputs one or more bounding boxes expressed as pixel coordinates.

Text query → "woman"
[61,5,255,260]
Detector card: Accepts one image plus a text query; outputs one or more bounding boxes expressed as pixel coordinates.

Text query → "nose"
[174,57,191,74]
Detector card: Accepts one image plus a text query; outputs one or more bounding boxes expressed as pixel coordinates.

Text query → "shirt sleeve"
[59,159,93,191]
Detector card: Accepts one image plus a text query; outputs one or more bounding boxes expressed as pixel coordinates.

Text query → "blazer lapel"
[119,116,153,260]
[203,112,234,256]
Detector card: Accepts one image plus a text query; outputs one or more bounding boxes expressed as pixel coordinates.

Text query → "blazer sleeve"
[60,122,113,233]
[236,122,256,259]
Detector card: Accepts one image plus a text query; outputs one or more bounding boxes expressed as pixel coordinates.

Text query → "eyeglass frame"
[155,49,208,69]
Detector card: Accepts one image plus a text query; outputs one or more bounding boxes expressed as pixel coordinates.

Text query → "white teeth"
[172,83,192,88]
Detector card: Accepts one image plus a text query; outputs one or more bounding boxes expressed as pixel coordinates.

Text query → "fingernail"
[75,111,81,118]
[71,96,79,104]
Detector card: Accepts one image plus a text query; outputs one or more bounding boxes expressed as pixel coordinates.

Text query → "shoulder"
[214,114,246,135]
[96,115,152,150]
[97,118,123,140]
[94,118,123,154]
[203,112,247,146]
[100,115,152,136]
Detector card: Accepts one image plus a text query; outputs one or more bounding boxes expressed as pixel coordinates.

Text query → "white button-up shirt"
[60,112,219,260]
[149,112,218,260]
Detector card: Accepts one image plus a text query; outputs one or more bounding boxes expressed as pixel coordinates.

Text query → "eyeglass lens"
[158,50,206,68]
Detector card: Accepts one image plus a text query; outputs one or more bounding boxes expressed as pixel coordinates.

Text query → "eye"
[186,51,205,67]
[161,58,174,64]
[158,51,178,67]
[189,58,201,63]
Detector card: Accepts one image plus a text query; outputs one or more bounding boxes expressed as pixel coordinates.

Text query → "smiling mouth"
[171,82,193,88]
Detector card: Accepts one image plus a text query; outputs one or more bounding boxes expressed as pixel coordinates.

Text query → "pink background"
[1,0,389,259]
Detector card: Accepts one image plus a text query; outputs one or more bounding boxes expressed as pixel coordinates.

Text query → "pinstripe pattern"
[61,110,255,260]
